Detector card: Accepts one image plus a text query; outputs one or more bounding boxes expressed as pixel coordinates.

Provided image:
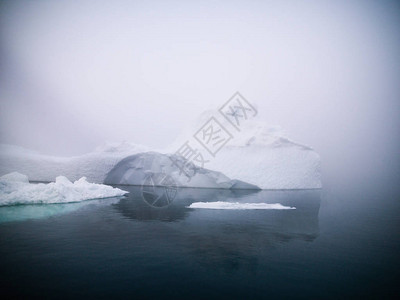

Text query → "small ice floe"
[0,172,127,206]
[187,201,295,210]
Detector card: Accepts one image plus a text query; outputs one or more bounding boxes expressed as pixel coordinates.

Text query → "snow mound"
[0,172,127,206]
[188,201,295,210]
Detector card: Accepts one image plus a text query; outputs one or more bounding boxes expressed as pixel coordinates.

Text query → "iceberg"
[0,111,321,189]
[104,152,259,189]
[0,172,127,206]
[0,145,259,189]
[0,143,147,184]
[167,110,322,189]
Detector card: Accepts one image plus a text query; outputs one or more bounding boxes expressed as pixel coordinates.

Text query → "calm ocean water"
[0,183,399,299]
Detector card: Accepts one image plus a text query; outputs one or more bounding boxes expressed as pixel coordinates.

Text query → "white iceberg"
[188,201,296,210]
[0,143,147,184]
[0,172,127,206]
[167,110,322,189]
[104,152,259,189]
[0,111,321,189]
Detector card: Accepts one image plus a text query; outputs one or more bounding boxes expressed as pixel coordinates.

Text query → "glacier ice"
[104,152,259,189]
[167,111,321,189]
[188,201,296,210]
[0,172,127,206]
[0,145,260,189]
[0,112,321,189]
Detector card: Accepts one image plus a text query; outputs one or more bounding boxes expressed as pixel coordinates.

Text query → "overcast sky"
[0,0,399,186]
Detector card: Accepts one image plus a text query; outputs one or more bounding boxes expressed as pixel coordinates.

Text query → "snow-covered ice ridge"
[0,172,127,206]
[0,115,321,189]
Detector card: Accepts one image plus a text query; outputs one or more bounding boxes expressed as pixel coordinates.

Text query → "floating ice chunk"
[188,201,296,210]
[0,172,127,206]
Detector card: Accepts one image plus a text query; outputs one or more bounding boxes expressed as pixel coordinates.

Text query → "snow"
[0,172,127,206]
[188,201,295,210]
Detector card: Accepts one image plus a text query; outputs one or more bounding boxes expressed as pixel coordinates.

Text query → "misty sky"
[0,0,399,186]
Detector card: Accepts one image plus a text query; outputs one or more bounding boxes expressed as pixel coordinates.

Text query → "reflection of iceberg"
[0,172,126,223]
[112,187,320,271]
[185,190,321,272]
[113,186,320,236]
[112,186,261,221]
[0,198,121,224]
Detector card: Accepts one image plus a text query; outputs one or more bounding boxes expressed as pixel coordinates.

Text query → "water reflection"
[113,187,320,233]
[0,186,322,284]
[0,197,122,224]
[112,186,260,221]
[113,186,321,272]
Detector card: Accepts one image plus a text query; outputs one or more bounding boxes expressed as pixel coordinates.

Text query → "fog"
[1,0,399,188]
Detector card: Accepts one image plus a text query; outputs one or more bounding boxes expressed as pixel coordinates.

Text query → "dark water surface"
[0,184,399,299]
